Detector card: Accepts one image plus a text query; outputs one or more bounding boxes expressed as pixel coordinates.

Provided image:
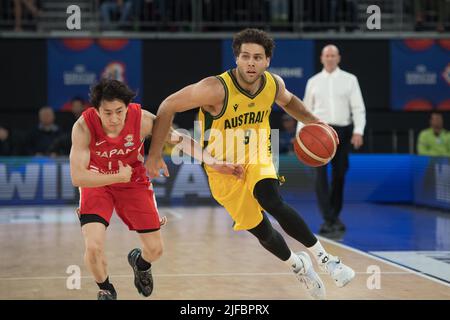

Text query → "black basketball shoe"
[97,289,117,300]
[128,248,154,297]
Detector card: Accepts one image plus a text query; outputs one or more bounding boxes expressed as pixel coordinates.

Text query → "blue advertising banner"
[391,39,450,111]
[47,39,142,110]
[0,156,214,206]
[222,39,314,110]
[413,156,450,210]
[3,155,448,211]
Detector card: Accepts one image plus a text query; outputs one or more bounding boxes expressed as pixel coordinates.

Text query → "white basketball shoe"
[319,254,355,288]
[294,251,326,300]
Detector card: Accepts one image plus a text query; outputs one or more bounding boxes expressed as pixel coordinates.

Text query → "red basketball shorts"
[78,184,160,232]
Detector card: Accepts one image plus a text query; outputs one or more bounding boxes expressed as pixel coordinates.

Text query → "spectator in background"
[414,0,448,32]
[47,97,87,156]
[13,0,41,31]
[68,97,86,120]
[279,113,296,154]
[270,0,289,23]
[304,0,357,32]
[0,125,13,156]
[333,0,358,31]
[28,106,61,156]
[417,112,450,156]
[58,97,87,133]
[48,133,72,156]
[298,44,366,237]
[100,0,139,30]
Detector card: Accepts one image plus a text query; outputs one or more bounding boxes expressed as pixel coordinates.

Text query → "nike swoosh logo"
[95,141,106,146]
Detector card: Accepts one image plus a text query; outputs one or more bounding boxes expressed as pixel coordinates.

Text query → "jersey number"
[244,130,251,145]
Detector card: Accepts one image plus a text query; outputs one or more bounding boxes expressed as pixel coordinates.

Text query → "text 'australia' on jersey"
[198,70,278,164]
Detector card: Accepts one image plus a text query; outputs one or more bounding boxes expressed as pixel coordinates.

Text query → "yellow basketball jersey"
[198,69,278,165]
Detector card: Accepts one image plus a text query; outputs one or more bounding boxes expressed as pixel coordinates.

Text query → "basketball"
[293,123,339,167]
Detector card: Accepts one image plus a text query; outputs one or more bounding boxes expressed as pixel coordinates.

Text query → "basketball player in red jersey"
[70,79,238,300]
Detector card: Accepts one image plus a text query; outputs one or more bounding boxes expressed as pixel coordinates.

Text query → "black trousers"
[315,124,353,223]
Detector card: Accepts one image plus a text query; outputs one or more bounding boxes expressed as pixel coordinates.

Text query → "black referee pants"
[315,124,353,224]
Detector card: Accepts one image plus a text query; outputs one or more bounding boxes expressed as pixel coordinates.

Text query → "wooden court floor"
[0,206,449,300]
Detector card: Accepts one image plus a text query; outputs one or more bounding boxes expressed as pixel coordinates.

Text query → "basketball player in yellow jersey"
[147,29,355,299]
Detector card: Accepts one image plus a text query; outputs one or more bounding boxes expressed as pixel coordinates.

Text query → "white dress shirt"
[297,67,366,135]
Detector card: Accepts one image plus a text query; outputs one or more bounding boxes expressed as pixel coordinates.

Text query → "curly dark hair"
[232,28,275,59]
[89,79,136,109]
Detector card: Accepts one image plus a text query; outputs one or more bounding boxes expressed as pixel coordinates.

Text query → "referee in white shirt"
[298,44,366,236]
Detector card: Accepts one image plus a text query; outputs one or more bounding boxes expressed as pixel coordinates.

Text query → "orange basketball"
[293,123,339,167]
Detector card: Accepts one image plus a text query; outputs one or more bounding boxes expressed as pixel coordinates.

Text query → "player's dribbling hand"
[145,156,169,180]
[117,160,132,183]
[209,163,244,179]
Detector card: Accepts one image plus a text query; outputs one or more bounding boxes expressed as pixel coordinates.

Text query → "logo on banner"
[268,67,303,78]
[405,65,437,85]
[63,64,96,86]
[102,62,126,82]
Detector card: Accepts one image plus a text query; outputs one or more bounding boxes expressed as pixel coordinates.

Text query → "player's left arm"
[272,74,319,124]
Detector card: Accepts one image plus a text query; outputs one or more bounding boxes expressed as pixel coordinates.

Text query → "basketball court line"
[263,213,450,287]
[318,236,450,288]
[369,251,450,284]
[162,209,450,288]
[1,206,448,291]
[0,270,420,282]
[0,206,185,224]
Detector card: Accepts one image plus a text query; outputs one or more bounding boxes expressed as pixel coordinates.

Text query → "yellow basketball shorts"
[205,162,278,231]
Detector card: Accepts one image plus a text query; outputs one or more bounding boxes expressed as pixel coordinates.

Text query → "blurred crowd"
[1,0,448,32]
[0,98,85,157]
[1,104,449,157]
[0,97,184,157]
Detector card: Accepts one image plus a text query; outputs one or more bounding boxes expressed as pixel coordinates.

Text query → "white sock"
[284,251,303,272]
[307,241,329,264]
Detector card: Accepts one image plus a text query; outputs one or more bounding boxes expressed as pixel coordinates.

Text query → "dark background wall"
[142,40,222,128]
[0,39,47,111]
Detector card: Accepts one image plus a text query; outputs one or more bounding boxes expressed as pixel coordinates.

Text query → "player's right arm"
[70,117,132,187]
[146,77,225,179]
[273,74,319,124]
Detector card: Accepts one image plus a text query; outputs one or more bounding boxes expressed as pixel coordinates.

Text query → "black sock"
[136,254,151,271]
[96,276,115,292]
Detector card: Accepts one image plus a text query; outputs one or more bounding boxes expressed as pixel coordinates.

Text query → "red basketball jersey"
[82,103,149,187]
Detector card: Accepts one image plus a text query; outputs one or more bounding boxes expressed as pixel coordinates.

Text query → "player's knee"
[85,241,104,260]
[249,216,275,243]
[254,180,284,213]
[258,194,284,213]
[143,243,163,260]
